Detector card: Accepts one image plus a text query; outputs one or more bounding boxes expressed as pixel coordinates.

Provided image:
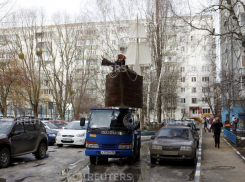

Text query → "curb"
[194,129,202,182]
[223,138,245,161]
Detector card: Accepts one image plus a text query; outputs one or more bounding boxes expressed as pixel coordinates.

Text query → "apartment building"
[0,15,215,120]
[219,0,245,122]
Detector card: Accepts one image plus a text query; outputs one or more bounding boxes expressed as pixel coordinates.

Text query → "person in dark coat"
[101,54,126,71]
[203,117,208,132]
[211,117,223,148]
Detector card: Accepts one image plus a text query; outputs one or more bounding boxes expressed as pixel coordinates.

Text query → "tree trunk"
[33,105,38,118]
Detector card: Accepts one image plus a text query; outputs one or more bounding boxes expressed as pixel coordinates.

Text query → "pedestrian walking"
[224,119,231,131]
[203,117,208,132]
[232,118,239,133]
[231,115,236,125]
[211,117,223,148]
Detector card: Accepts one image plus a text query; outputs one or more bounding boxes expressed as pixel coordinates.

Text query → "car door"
[191,124,199,141]
[23,121,39,152]
[11,122,30,155]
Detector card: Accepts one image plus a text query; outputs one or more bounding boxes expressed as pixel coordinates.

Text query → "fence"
[223,129,237,146]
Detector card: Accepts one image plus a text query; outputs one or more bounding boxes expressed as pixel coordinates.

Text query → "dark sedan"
[46,129,58,146]
[150,126,198,165]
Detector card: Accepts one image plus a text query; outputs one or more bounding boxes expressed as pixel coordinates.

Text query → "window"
[180,36,185,42]
[192,87,196,93]
[181,46,185,52]
[242,56,245,67]
[202,77,209,82]
[241,76,245,89]
[181,108,185,113]
[181,88,185,93]
[191,77,196,82]
[202,87,209,93]
[191,66,196,72]
[180,67,185,72]
[14,123,24,133]
[181,98,185,103]
[203,108,211,114]
[24,122,35,132]
[181,77,185,82]
[202,98,208,103]
[192,98,197,104]
[202,66,210,72]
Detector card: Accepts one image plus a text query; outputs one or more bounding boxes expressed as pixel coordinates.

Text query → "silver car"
[150,126,198,165]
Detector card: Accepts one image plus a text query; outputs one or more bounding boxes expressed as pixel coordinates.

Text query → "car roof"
[0,118,15,122]
[70,120,88,123]
[162,126,191,129]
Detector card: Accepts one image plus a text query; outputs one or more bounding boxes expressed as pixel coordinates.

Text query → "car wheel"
[0,148,11,168]
[191,152,197,165]
[35,142,47,159]
[150,155,157,164]
[90,156,96,164]
[49,143,54,146]
[82,140,86,148]
[57,144,63,147]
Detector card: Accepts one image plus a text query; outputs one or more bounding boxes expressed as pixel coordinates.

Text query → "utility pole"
[156,0,162,124]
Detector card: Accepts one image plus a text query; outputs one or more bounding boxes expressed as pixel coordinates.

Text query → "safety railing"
[223,129,237,145]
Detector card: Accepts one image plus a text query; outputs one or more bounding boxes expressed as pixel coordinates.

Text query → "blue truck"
[80,108,141,164]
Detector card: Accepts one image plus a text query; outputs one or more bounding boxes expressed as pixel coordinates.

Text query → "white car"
[56,120,87,147]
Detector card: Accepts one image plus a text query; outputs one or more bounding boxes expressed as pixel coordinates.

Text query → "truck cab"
[80,108,141,164]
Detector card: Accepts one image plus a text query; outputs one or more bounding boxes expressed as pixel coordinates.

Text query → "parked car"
[46,129,58,146]
[56,120,88,147]
[41,121,60,131]
[49,120,68,129]
[0,116,48,168]
[150,126,198,165]
[167,120,200,146]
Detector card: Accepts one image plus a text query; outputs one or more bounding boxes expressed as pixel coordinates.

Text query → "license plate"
[62,138,72,141]
[101,151,116,155]
[162,151,178,155]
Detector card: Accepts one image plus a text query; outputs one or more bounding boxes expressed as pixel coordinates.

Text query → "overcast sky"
[14,0,83,16]
[18,0,82,13]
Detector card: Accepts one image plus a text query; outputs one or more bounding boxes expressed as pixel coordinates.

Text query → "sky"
[13,0,84,17]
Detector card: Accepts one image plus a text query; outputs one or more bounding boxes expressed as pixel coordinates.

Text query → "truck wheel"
[100,157,108,164]
[150,156,157,164]
[127,156,134,165]
[0,148,11,168]
[57,144,63,147]
[136,149,140,160]
[35,142,47,159]
[90,156,96,164]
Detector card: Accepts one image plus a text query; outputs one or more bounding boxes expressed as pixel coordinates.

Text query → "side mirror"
[80,117,85,126]
[151,135,156,140]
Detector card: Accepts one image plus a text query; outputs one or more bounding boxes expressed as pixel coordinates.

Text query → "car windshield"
[51,121,67,127]
[65,122,87,130]
[89,110,131,130]
[43,121,59,129]
[157,128,190,139]
[0,120,15,134]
